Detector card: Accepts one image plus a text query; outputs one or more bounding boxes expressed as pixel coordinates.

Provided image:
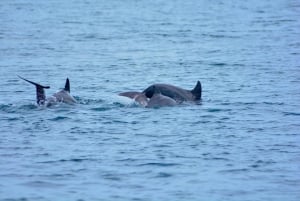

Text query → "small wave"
[203,33,240,39]
[49,173,75,178]
[63,21,82,24]
[209,62,227,66]
[112,101,141,108]
[0,198,31,201]
[74,97,104,105]
[206,108,232,112]
[18,104,38,110]
[116,158,137,162]
[90,107,112,111]
[219,168,249,173]
[263,101,284,105]
[48,116,70,121]
[154,172,173,178]
[232,101,259,106]
[21,181,65,188]
[205,157,231,161]
[0,104,16,114]
[102,173,122,181]
[7,117,23,121]
[138,162,180,167]
[283,111,300,116]
[89,101,136,111]
[249,159,276,168]
[0,103,39,113]
[39,158,97,164]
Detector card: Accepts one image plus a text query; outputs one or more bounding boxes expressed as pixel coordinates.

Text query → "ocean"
[0,0,300,200]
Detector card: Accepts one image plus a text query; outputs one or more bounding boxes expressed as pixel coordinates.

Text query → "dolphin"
[18,76,76,106]
[119,81,201,107]
[119,89,177,108]
[146,93,177,108]
[118,91,149,107]
[143,81,202,103]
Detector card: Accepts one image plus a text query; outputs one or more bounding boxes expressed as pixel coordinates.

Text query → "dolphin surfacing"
[119,81,202,108]
[18,76,76,106]
[143,81,202,102]
[146,93,177,108]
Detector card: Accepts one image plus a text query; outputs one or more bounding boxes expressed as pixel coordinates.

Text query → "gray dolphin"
[119,81,201,107]
[118,91,149,107]
[119,90,177,108]
[143,81,202,103]
[147,93,177,108]
[18,76,76,106]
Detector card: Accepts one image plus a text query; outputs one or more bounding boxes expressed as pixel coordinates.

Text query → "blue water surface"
[1,0,300,201]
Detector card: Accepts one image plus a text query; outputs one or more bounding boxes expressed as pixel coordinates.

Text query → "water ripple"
[138,163,181,167]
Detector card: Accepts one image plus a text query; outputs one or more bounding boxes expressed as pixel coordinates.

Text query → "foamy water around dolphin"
[1,0,300,201]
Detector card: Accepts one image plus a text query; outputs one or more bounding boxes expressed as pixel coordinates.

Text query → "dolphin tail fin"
[64,78,70,93]
[18,75,50,105]
[191,81,202,100]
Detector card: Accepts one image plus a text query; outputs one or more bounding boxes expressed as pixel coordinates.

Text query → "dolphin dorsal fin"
[18,75,50,105]
[64,78,70,93]
[191,81,202,100]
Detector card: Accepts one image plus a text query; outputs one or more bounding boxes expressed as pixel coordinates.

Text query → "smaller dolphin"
[119,81,202,108]
[118,91,149,107]
[18,76,76,106]
[147,93,177,108]
[119,90,177,108]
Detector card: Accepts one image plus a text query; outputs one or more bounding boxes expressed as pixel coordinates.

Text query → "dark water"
[1,0,300,200]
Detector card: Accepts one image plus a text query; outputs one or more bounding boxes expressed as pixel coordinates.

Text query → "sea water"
[0,0,300,200]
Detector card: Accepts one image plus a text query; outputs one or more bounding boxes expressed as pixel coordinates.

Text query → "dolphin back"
[18,76,50,105]
[147,94,177,108]
[143,83,194,102]
[191,81,202,100]
[53,90,77,104]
